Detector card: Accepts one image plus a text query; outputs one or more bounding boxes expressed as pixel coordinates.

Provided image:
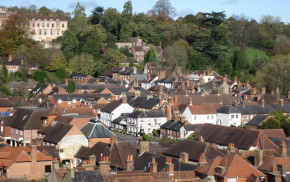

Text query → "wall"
[217,113,241,127]
[89,138,111,147]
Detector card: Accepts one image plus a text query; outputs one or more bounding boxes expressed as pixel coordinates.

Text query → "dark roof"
[10,107,49,130]
[134,152,197,172]
[269,138,290,155]
[164,140,225,162]
[128,97,147,107]
[194,124,278,150]
[74,142,110,161]
[260,129,287,140]
[32,83,49,94]
[139,98,159,109]
[73,171,104,182]
[38,145,60,160]
[183,124,202,131]
[216,105,241,114]
[43,122,73,144]
[246,115,269,126]
[100,100,122,113]
[160,121,184,131]
[111,113,130,125]
[127,111,165,118]
[94,87,126,95]
[81,122,115,139]
[0,98,15,107]
[0,57,36,67]
[53,93,111,102]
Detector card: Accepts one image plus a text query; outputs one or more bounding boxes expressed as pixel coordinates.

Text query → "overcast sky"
[1,0,289,23]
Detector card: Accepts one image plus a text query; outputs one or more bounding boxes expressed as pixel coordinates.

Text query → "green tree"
[144,48,158,63]
[260,118,281,129]
[256,55,290,96]
[1,62,9,84]
[68,54,97,75]
[122,0,133,17]
[61,30,79,61]
[67,80,76,93]
[56,68,68,80]
[102,48,126,70]
[70,3,87,34]
[33,70,48,83]
[38,6,53,16]
[90,6,104,25]
[0,86,11,96]
[47,51,67,71]
[162,45,188,73]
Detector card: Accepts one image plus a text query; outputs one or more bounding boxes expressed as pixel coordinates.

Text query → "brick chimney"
[198,153,206,166]
[253,87,257,95]
[188,97,193,106]
[180,152,189,163]
[277,164,287,175]
[150,158,157,173]
[122,95,127,103]
[89,155,96,166]
[99,156,110,174]
[126,155,134,171]
[166,104,172,120]
[31,145,37,174]
[227,143,235,154]
[279,140,287,157]
[254,150,263,167]
[165,157,174,174]
[8,54,12,61]
[139,141,149,155]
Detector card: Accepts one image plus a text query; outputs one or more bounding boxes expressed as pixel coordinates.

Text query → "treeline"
[1,0,290,95]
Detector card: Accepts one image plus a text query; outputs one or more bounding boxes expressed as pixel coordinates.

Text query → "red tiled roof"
[188,105,217,114]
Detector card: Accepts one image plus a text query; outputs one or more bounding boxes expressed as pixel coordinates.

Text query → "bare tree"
[147,0,176,21]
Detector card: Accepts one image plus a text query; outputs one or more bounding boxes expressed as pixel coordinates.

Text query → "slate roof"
[73,171,104,182]
[32,83,49,94]
[128,97,147,107]
[183,124,203,131]
[0,57,36,66]
[0,98,15,107]
[164,140,225,162]
[37,145,60,160]
[127,111,165,118]
[81,121,115,139]
[10,107,49,130]
[43,122,73,144]
[216,105,241,114]
[111,113,130,125]
[53,93,111,102]
[270,138,290,155]
[134,152,197,172]
[194,124,279,150]
[74,142,110,161]
[246,115,269,126]
[100,100,122,113]
[94,87,126,95]
[160,121,184,131]
[139,98,159,109]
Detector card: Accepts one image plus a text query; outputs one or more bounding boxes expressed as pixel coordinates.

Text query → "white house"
[141,75,158,90]
[216,105,241,126]
[100,97,134,127]
[182,105,217,124]
[126,111,167,136]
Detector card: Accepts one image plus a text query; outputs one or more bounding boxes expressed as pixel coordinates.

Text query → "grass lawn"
[245,48,268,66]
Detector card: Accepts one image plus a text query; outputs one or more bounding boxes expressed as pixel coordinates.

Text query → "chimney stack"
[150,158,157,173]
[139,141,149,155]
[188,97,193,106]
[89,155,96,166]
[31,145,37,174]
[199,136,204,142]
[165,157,174,174]
[126,155,134,171]
[198,153,206,166]
[180,152,189,163]
[99,156,110,174]
[122,95,127,103]
[8,54,12,61]
[227,143,235,154]
[279,140,287,157]
[166,104,172,120]
[277,164,287,175]
[254,150,263,167]
[262,87,266,95]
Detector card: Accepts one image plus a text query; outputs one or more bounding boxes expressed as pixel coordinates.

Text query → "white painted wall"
[217,113,241,126]
[127,116,167,135]
[183,107,217,124]
[101,103,133,127]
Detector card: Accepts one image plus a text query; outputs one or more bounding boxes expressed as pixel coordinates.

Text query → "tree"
[70,3,87,34]
[122,0,133,17]
[67,80,76,93]
[61,30,79,61]
[1,62,9,84]
[56,68,68,80]
[144,48,157,63]
[162,45,188,73]
[38,6,53,16]
[46,51,67,71]
[33,70,48,83]
[90,6,104,25]
[0,14,30,55]
[256,55,290,96]
[102,48,126,70]
[273,35,290,55]
[147,0,176,21]
[260,118,281,129]
[68,54,97,75]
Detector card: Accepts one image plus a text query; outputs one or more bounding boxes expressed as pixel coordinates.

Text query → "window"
[194,116,197,120]
[62,23,65,28]
[207,115,209,120]
[37,23,40,27]
[45,165,51,173]
[47,23,49,27]
[211,115,214,119]
[231,115,234,118]
[236,115,238,118]
[59,149,64,153]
